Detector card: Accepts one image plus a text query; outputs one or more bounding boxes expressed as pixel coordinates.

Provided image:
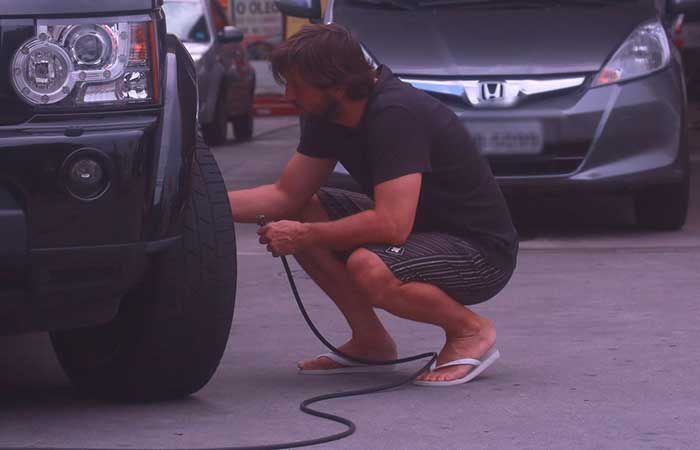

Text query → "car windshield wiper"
[349,0,417,10]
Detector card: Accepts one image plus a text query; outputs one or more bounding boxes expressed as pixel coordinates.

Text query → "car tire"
[233,84,255,142]
[50,133,237,401]
[202,88,229,146]
[232,111,254,142]
[634,170,690,231]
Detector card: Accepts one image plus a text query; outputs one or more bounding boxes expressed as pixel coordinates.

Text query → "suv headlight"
[11,15,158,107]
[592,20,671,88]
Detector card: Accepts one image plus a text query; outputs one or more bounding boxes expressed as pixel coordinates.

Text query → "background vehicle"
[662,1,700,100]
[0,0,237,400]
[163,0,256,144]
[278,0,699,231]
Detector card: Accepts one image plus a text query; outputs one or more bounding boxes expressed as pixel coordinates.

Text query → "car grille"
[0,21,35,125]
[488,140,590,177]
[400,76,586,109]
[402,74,595,177]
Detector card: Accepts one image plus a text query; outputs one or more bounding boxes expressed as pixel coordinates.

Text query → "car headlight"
[11,15,158,107]
[592,20,671,88]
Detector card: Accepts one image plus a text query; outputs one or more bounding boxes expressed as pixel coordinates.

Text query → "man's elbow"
[387,224,412,246]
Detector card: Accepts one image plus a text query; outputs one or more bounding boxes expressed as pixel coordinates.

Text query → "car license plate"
[465,121,544,155]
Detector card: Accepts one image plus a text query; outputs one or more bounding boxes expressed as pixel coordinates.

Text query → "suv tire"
[634,169,690,231]
[50,133,236,401]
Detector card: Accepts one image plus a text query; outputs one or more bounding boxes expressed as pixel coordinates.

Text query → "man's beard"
[305,93,341,121]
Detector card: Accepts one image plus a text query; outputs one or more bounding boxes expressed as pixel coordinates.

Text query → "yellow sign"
[284,0,328,39]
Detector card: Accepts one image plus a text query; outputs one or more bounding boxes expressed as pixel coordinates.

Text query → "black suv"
[0,0,237,400]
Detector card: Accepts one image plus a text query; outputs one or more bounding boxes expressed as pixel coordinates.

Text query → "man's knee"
[297,194,330,223]
[346,249,400,308]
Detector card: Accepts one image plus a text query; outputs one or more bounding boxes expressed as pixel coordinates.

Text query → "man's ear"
[328,84,347,101]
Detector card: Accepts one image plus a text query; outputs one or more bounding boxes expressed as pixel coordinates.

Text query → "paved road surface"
[1,109,699,450]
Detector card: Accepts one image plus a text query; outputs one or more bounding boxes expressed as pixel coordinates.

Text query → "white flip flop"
[412,348,500,387]
[298,352,397,375]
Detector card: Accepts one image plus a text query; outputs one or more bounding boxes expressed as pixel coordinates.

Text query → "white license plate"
[466,121,544,155]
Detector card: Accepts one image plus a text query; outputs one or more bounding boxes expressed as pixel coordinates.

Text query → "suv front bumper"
[0,32,200,336]
[0,234,179,336]
[0,115,181,335]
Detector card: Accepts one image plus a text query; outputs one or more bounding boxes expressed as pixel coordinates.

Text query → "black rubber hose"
[212,255,436,450]
[8,255,436,450]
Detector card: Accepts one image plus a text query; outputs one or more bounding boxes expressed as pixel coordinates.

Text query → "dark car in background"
[164,0,256,144]
[277,0,698,231]
[1,0,237,400]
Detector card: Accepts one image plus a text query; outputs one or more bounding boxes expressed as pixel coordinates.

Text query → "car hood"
[333,3,657,76]
[1,0,158,16]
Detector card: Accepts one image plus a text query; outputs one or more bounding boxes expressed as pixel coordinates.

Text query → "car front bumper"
[450,66,688,191]
[0,114,180,335]
[0,33,200,336]
[0,236,179,336]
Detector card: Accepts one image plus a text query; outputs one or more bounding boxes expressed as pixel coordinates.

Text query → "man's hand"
[258,220,313,256]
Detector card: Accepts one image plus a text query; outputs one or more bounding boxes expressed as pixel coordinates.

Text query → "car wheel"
[634,170,690,231]
[202,88,229,146]
[50,133,236,401]
[232,111,254,141]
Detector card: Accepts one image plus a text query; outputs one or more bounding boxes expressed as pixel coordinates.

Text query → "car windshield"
[163,0,211,43]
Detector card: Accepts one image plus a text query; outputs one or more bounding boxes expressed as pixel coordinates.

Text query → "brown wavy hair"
[270,24,375,100]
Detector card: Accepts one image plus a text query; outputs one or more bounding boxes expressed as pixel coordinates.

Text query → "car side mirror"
[274,0,322,21]
[218,26,244,43]
[667,0,700,21]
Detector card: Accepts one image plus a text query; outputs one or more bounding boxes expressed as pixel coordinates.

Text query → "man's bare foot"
[297,335,397,370]
[415,317,497,383]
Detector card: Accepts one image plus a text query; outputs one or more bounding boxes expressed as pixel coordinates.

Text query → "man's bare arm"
[306,173,422,250]
[228,153,336,223]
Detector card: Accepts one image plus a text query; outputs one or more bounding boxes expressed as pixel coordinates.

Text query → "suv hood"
[334,3,657,76]
[1,0,159,16]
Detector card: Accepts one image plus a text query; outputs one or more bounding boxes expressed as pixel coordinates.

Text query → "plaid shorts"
[317,188,513,305]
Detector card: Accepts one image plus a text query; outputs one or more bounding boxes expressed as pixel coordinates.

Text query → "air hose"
[223,216,439,449]
[8,224,437,450]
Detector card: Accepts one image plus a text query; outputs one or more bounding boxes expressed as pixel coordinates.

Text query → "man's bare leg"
[291,196,495,381]
[345,249,497,383]
[293,196,397,370]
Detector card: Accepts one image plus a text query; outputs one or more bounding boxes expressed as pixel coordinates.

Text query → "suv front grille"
[0,20,35,126]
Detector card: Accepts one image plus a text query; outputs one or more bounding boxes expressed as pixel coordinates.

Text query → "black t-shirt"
[298,66,518,271]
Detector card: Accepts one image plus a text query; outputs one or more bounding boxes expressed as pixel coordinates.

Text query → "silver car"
[164,0,256,144]
[277,0,697,230]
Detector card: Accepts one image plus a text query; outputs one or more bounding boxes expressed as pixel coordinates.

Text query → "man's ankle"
[444,315,493,339]
[351,331,395,348]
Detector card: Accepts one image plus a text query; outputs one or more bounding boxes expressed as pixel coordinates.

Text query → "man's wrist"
[302,222,318,248]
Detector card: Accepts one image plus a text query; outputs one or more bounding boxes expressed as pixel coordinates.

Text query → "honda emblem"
[478,82,505,102]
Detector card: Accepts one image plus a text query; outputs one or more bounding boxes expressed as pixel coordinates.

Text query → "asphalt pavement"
[1,109,700,450]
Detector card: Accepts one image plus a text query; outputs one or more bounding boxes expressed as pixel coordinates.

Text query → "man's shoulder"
[368,77,437,121]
